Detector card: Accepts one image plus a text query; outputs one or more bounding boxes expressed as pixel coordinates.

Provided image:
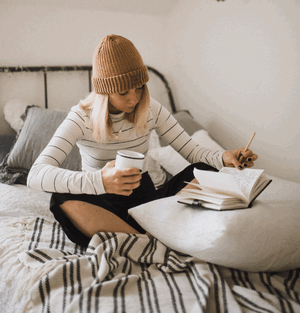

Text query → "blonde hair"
[79,85,150,142]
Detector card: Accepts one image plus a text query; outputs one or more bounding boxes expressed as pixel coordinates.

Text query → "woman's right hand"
[101,161,142,196]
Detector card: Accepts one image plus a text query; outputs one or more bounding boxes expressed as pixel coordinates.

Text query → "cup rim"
[117,150,144,160]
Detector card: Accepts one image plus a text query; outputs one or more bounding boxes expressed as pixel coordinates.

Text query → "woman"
[27,34,257,246]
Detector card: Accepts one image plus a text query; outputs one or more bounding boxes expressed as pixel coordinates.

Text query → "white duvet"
[0,183,52,219]
[0,183,52,312]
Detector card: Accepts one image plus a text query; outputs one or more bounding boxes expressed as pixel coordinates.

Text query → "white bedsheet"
[0,183,52,218]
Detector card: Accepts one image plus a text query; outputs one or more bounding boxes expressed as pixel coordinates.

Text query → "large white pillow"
[129,175,300,272]
[149,130,224,176]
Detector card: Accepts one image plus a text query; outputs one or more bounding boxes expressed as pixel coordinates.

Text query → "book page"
[193,168,246,201]
[219,168,264,198]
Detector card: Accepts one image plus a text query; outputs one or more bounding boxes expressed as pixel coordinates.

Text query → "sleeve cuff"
[219,150,225,169]
[93,170,106,195]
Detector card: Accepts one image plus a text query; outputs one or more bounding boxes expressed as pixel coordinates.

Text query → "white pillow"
[4,99,31,132]
[149,129,224,176]
[147,131,167,188]
[145,156,167,188]
[129,175,300,272]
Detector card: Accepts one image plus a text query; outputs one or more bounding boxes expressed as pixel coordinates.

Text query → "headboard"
[0,64,205,187]
[0,65,176,112]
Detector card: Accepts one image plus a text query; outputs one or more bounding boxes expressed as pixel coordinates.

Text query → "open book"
[178,167,272,210]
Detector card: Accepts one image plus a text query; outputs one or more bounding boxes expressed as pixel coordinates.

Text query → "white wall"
[0,2,167,133]
[1,0,299,183]
[0,4,166,67]
[165,0,300,183]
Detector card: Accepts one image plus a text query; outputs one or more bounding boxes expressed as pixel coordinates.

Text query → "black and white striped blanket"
[4,217,300,313]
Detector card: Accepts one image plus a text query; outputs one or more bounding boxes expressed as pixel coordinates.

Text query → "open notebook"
[178,167,272,210]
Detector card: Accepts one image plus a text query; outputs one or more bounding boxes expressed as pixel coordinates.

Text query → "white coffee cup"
[115,150,145,170]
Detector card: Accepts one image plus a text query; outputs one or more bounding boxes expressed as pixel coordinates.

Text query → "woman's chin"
[126,107,136,113]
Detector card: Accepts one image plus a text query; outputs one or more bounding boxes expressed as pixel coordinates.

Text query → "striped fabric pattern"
[27,97,224,195]
[21,218,300,313]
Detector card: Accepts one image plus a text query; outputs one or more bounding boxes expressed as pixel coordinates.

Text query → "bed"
[1,65,300,313]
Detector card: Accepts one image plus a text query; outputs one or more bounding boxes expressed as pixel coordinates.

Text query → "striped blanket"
[2,217,300,313]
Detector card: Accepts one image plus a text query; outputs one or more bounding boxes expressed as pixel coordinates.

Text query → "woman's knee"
[59,200,140,236]
[59,201,100,238]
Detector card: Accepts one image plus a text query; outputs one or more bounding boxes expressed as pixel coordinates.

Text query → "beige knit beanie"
[92,34,149,94]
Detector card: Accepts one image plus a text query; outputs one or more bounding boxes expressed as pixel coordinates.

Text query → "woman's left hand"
[222,148,258,170]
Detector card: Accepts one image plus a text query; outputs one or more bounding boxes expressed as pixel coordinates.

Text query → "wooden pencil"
[238,132,256,162]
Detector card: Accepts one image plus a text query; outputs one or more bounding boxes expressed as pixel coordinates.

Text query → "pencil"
[238,132,256,162]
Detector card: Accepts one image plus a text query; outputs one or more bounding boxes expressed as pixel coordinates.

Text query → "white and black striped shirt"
[27,98,224,194]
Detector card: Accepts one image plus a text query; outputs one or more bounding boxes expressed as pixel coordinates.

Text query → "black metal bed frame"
[0,65,176,113]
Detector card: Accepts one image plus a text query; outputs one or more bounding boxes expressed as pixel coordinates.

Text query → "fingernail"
[243,163,248,167]
[247,158,252,162]
[238,166,243,170]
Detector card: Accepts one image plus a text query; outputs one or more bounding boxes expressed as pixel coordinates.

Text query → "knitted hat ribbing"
[92,34,149,94]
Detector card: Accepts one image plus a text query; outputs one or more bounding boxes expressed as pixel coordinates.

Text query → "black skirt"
[50,162,217,246]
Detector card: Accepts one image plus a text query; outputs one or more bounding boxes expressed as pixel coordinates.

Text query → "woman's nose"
[128,90,140,104]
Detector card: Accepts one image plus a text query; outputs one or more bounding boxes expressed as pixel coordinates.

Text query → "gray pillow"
[0,106,81,185]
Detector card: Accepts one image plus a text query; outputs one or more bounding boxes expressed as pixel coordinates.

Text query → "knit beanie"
[92,34,149,94]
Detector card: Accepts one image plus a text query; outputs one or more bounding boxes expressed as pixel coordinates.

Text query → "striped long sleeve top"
[27,97,224,194]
